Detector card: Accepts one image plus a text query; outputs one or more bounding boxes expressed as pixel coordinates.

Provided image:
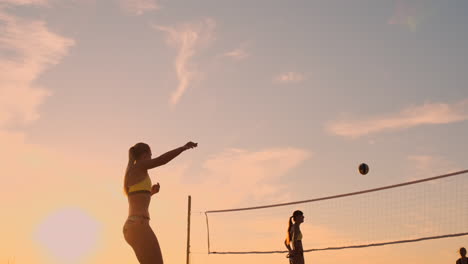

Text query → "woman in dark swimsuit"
[284,210,305,264]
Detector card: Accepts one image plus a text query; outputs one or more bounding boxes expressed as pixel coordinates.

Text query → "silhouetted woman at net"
[285,210,305,264]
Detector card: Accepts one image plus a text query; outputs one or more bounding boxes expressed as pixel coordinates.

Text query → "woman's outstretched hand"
[183,141,198,150]
[151,183,160,195]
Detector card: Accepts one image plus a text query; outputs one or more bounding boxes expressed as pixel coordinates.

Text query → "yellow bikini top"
[128,175,152,195]
[295,229,303,241]
[292,224,303,241]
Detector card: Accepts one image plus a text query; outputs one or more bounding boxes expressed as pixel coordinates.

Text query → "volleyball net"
[203,170,468,254]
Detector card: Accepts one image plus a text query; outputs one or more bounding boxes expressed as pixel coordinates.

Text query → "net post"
[186,195,192,264]
[205,211,211,254]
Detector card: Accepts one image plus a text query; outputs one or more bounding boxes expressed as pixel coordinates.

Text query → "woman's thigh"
[292,254,305,264]
[292,241,304,264]
[123,220,163,264]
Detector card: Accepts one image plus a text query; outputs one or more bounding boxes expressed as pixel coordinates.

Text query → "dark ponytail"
[285,216,294,245]
[124,146,136,195]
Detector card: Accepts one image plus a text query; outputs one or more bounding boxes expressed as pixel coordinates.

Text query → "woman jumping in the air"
[284,210,305,264]
[123,141,197,264]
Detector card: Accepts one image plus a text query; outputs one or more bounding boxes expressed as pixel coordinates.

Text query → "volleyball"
[359,163,369,175]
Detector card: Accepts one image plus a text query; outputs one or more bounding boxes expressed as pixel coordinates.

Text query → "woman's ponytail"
[128,146,136,166]
[124,146,136,195]
[285,216,294,245]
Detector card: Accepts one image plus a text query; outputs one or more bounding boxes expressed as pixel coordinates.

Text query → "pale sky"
[1,0,467,263]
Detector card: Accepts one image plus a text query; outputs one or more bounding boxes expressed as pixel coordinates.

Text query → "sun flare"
[33,207,101,263]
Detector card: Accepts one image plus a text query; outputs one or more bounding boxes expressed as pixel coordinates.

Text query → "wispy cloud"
[0,0,47,6]
[274,71,305,83]
[327,100,468,138]
[199,147,311,208]
[156,146,311,209]
[387,0,432,32]
[223,47,249,61]
[119,0,159,15]
[154,18,216,105]
[407,155,460,178]
[0,12,74,128]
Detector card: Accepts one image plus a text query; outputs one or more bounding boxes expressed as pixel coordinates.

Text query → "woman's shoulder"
[129,163,149,175]
[126,165,148,185]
